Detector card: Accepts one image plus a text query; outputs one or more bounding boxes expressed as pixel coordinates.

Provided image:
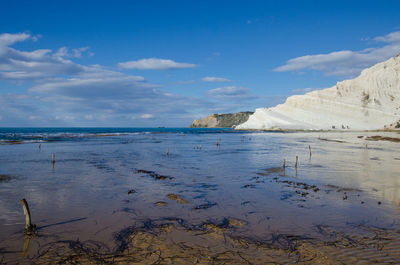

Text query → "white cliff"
[237,54,400,130]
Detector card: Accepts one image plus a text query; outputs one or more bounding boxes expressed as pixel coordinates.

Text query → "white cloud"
[54,47,69,58]
[0,33,85,81]
[0,32,259,126]
[374,31,400,43]
[0,32,30,47]
[207,86,255,100]
[72,47,90,58]
[54,46,91,59]
[290,87,320,94]
[274,31,400,77]
[201,76,231,82]
[117,58,196,70]
[140,114,154,119]
[31,34,42,42]
[28,70,149,97]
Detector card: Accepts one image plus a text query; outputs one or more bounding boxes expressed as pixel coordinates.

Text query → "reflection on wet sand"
[21,236,30,258]
[1,130,400,263]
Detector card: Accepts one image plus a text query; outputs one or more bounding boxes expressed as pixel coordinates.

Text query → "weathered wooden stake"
[166,148,170,156]
[51,153,55,164]
[283,159,286,168]
[295,156,298,168]
[20,199,36,234]
[309,145,312,157]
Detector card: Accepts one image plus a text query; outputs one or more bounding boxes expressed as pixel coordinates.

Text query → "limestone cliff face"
[237,54,400,130]
[190,112,254,128]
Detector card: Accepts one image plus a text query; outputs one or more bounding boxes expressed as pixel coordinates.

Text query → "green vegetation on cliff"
[190,112,254,128]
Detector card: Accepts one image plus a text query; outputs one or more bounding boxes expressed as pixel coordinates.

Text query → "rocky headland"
[190,111,254,128]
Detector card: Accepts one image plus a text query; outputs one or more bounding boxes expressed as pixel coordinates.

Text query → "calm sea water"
[0,128,400,262]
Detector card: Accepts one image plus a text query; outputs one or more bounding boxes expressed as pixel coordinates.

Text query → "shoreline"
[1,129,400,263]
[234,128,400,132]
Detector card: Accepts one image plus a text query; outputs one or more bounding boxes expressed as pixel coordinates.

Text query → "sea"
[0,127,400,262]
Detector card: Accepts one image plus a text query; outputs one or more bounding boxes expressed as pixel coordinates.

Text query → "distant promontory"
[190,112,254,128]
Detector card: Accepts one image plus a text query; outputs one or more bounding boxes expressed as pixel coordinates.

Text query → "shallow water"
[0,128,400,263]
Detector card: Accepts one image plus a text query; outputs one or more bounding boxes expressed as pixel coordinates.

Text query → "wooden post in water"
[283,159,286,168]
[309,145,312,157]
[20,199,35,234]
[51,153,55,169]
[295,156,298,168]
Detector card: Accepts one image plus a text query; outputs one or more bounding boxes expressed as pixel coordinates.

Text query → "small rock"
[155,201,167,206]
[167,194,188,204]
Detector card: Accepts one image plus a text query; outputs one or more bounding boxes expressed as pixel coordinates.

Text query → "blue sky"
[1,0,400,127]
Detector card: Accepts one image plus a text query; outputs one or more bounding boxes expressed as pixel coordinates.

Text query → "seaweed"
[136,169,174,180]
[0,174,15,183]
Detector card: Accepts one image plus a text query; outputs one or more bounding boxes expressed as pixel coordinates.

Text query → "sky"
[0,0,400,127]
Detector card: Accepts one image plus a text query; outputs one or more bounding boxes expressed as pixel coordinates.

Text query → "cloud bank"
[201,76,231,82]
[0,32,258,126]
[207,86,255,100]
[274,31,400,77]
[118,58,196,70]
[0,33,210,126]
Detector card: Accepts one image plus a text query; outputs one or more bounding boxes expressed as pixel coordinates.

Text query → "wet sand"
[18,220,400,264]
[0,130,400,263]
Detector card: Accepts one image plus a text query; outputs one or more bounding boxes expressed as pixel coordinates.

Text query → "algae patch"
[0,174,15,183]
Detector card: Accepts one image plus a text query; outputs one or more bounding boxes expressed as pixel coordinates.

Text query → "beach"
[0,128,400,264]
